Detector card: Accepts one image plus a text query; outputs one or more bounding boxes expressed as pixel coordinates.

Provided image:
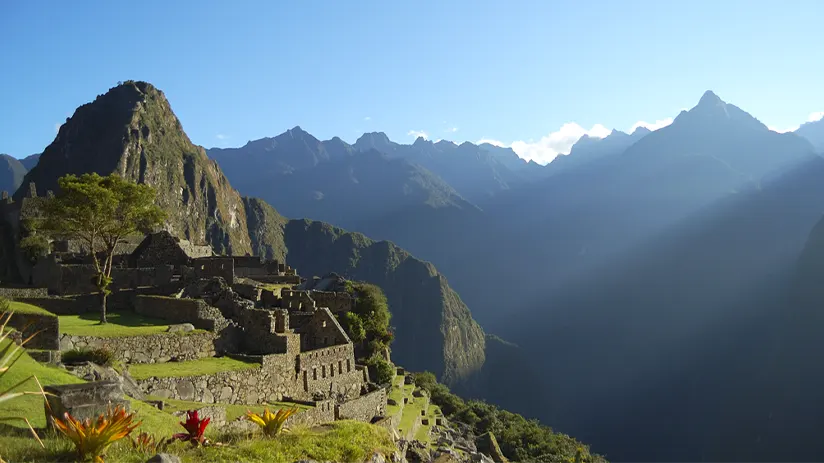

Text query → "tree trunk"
[100,292,108,324]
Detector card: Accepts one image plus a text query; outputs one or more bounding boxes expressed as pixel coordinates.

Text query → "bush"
[341,312,366,343]
[61,348,114,366]
[364,355,393,385]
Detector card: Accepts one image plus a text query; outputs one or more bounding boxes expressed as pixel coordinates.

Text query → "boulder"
[166,323,195,333]
[146,454,181,463]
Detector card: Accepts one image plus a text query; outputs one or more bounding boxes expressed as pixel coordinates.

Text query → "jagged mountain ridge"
[207,128,483,247]
[8,81,486,385]
[545,126,651,174]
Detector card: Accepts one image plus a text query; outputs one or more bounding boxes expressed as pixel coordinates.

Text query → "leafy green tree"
[34,174,165,323]
[341,312,366,343]
[364,354,394,385]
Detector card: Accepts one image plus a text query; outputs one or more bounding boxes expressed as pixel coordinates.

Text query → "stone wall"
[130,231,194,268]
[296,308,351,351]
[33,261,174,295]
[310,290,355,314]
[0,286,48,299]
[239,308,301,355]
[134,296,229,331]
[59,331,218,364]
[6,311,59,350]
[248,274,302,285]
[336,388,387,422]
[192,257,234,283]
[281,289,316,310]
[232,283,261,302]
[287,399,336,428]
[297,343,362,401]
[44,381,129,423]
[137,355,303,404]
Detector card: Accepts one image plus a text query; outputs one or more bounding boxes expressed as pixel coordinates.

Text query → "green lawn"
[58,312,201,337]
[6,301,55,316]
[150,396,312,422]
[261,283,292,296]
[129,356,260,380]
[0,419,394,463]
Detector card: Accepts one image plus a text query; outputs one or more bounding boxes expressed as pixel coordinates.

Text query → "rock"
[146,454,181,463]
[404,375,414,385]
[387,398,398,406]
[166,323,195,333]
[175,380,196,401]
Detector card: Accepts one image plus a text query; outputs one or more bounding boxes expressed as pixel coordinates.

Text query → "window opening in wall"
[322,365,326,378]
[322,320,327,327]
[330,364,335,377]
[313,368,317,380]
[347,359,351,372]
[338,360,343,374]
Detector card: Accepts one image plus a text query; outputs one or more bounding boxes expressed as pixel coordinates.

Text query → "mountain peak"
[698,90,723,107]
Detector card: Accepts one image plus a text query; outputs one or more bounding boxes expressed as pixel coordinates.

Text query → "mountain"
[208,130,482,252]
[399,90,824,460]
[20,154,40,170]
[353,133,545,201]
[3,80,487,385]
[15,81,252,255]
[545,126,651,174]
[0,154,28,194]
[795,117,824,153]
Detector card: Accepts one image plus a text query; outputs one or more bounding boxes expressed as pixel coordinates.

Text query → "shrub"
[130,431,170,455]
[341,312,366,343]
[364,354,394,385]
[52,405,141,463]
[61,347,114,366]
[246,407,299,437]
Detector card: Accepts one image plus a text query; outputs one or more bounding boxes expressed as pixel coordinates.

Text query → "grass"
[150,396,312,422]
[0,420,395,463]
[129,356,260,380]
[6,301,55,316]
[58,312,205,337]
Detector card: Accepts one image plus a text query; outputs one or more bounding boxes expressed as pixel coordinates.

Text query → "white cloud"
[445,127,458,133]
[407,130,428,140]
[507,123,611,164]
[216,133,228,140]
[768,125,799,134]
[630,117,674,132]
[364,116,371,121]
[808,112,824,122]
[476,138,506,147]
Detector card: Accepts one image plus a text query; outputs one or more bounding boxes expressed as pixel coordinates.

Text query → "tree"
[35,174,165,323]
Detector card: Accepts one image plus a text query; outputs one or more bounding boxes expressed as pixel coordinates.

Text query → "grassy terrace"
[58,312,205,337]
[261,283,292,297]
[6,301,55,316]
[129,356,261,380]
[151,397,313,421]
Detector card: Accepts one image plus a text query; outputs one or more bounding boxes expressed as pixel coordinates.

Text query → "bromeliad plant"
[246,406,299,437]
[172,410,211,446]
[52,405,141,463]
[130,430,171,455]
[0,309,50,463]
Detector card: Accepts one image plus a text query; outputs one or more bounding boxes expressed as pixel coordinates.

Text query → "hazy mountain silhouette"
[0,154,27,194]
[353,133,545,201]
[796,117,824,153]
[545,126,651,174]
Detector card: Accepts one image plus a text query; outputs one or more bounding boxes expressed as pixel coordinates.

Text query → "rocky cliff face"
[281,219,486,384]
[15,81,251,255]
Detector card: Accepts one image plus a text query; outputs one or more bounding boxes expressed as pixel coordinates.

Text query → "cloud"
[476,138,506,147]
[507,123,611,164]
[808,112,824,122]
[364,116,371,121]
[54,123,61,134]
[407,130,428,140]
[630,117,674,132]
[445,127,458,133]
[768,125,799,134]
[216,133,228,140]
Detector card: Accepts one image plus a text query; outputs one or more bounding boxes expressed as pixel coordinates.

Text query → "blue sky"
[1,0,822,164]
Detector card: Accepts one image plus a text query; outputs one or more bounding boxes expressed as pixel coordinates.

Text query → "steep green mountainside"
[277,218,486,384]
[0,154,27,194]
[14,81,252,255]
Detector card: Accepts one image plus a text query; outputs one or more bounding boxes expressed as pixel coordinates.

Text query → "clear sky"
[1,0,823,164]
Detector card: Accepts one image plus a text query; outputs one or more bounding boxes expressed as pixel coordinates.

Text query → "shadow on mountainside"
[493,154,824,461]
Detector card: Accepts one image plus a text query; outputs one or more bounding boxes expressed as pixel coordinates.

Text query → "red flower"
[172,410,210,446]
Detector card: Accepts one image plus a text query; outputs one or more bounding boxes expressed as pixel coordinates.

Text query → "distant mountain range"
[205,90,824,461]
